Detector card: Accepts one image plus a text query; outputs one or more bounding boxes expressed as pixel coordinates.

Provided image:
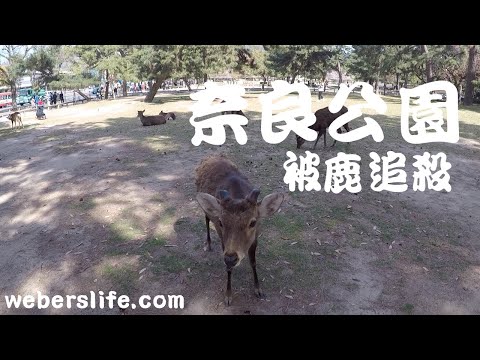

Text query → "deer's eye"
[249,220,257,228]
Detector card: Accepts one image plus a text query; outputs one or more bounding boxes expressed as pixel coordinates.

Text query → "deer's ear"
[196,193,222,219]
[258,193,284,218]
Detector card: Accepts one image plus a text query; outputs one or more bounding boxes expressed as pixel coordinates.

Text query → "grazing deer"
[195,154,284,306]
[7,112,24,129]
[137,110,166,126]
[296,106,350,149]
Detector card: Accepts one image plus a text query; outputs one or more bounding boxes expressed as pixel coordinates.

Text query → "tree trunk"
[421,45,433,83]
[10,84,17,110]
[290,74,297,84]
[203,74,208,83]
[458,84,463,104]
[104,70,110,100]
[374,72,380,94]
[404,73,408,89]
[122,79,128,97]
[337,61,343,86]
[144,77,163,102]
[395,73,400,91]
[464,45,477,106]
[183,77,192,91]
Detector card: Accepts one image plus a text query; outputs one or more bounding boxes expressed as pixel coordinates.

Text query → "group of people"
[48,91,64,105]
[91,84,119,99]
[30,94,46,108]
[128,82,148,93]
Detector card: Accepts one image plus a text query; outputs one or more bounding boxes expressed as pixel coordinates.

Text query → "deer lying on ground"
[195,154,284,306]
[296,106,350,149]
[7,112,24,129]
[159,110,176,121]
[137,110,166,126]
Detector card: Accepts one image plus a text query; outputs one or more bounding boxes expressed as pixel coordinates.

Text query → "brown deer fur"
[296,106,350,149]
[137,110,166,126]
[7,112,23,129]
[159,111,176,121]
[195,154,284,305]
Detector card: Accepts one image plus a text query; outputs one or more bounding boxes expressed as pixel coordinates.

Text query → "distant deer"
[296,106,350,149]
[7,112,24,129]
[195,154,284,306]
[159,110,176,121]
[137,110,166,126]
[212,98,249,124]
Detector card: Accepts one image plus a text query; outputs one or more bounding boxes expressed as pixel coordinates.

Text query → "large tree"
[0,45,31,109]
[114,45,138,97]
[265,45,333,84]
[239,48,273,89]
[74,45,119,99]
[348,45,389,92]
[464,45,478,106]
[175,45,239,90]
[131,45,177,102]
[24,45,68,89]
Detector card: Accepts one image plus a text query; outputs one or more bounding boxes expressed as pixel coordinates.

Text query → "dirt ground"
[1,92,479,315]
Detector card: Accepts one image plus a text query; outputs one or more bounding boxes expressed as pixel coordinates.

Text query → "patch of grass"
[0,125,35,139]
[150,95,192,104]
[263,240,308,270]
[152,254,191,274]
[40,135,61,142]
[375,222,394,242]
[174,217,204,234]
[399,222,417,238]
[164,206,176,218]
[401,303,415,315]
[71,197,96,211]
[110,221,143,243]
[143,235,167,251]
[329,206,350,222]
[323,218,338,231]
[265,213,304,240]
[103,264,137,294]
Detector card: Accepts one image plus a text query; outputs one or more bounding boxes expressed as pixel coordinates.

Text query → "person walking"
[59,91,64,104]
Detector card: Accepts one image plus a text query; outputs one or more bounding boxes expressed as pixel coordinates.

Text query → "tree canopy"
[1,44,478,106]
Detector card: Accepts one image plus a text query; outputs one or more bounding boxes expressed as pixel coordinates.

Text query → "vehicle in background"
[17,88,47,106]
[0,91,13,108]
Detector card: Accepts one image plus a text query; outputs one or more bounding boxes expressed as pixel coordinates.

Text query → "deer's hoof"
[255,288,265,299]
[203,244,212,252]
[225,294,232,306]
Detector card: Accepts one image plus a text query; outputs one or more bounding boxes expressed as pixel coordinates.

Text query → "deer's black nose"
[224,253,238,269]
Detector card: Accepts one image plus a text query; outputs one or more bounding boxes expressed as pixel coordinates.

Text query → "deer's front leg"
[225,270,232,306]
[249,240,264,298]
